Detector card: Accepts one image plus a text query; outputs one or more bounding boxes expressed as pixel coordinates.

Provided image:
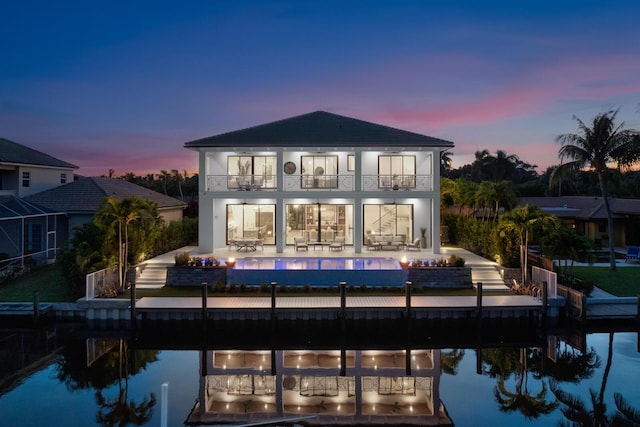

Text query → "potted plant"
[419,227,427,248]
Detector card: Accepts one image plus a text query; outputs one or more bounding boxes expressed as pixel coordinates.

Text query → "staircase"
[135,263,170,289]
[470,263,508,292]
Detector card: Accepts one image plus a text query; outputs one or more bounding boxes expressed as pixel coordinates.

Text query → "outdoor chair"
[626,246,639,262]
[406,238,421,251]
[329,236,345,251]
[294,237,308,251]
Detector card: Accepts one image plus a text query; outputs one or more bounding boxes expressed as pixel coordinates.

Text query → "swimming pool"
[228,257,405,286]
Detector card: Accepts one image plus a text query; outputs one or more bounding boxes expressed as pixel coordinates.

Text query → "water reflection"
[188,349,445,425]
[1,322,639,426]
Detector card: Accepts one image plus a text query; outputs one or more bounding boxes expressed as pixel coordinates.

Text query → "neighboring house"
[519,196,640,248]
[0,137,78,197]
[0,138,77,267]
[25,176,188,242]
[184,111,454,254]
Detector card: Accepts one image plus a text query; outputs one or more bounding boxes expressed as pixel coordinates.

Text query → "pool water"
[229,257,404,286]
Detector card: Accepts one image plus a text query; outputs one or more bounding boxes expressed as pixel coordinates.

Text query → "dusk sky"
[2,1,640,177]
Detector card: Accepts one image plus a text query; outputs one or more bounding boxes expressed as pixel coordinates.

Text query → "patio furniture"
[365,237,382,251]
[294,237,308,251]
[406,238,421,251]
[626,245,639,262]
[329,237,345,251]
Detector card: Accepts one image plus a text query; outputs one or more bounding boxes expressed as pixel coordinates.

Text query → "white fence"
[531,266,557,298]
[85,267,118,300]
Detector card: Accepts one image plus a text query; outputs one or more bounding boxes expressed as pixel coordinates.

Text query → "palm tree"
[476,181,517,221]
[499,205,557,284]
[553,109,640,271]
[440,149,454,177]
[550,332,616,426]
[94,197,155,291]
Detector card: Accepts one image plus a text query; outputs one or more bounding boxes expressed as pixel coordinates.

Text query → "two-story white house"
[185,111,454,254]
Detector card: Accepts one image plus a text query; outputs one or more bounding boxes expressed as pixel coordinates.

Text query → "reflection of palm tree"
[493,348,557,420]
[550,332,615,426]
[612,392,640,426]
[440,349,465,375]
[95,339,157,426]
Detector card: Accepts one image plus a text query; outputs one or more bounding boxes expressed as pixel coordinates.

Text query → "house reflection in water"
[186,349,453,425]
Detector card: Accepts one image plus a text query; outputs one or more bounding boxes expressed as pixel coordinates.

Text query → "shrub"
[447,254,466,267]
[174,252,191,266]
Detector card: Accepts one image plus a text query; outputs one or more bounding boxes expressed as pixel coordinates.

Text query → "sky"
[2,0,640,177]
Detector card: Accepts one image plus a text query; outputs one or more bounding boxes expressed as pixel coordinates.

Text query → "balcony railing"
[204,174,433,192]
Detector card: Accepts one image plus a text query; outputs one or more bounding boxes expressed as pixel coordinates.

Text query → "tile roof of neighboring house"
[519,196,640,220]
[0,137,78,169]
[0,196,60,220]
[24,177,187,213]
[184,110,454,149]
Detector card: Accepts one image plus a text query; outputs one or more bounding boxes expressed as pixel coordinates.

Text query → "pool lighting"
[225,257,236,267]
[399,256,410,268]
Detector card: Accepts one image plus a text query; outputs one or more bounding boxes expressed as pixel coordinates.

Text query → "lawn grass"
[0,263,75,302]
[571,266,640,297]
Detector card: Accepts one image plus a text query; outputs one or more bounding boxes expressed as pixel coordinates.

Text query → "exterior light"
[225,257,236,267]
[399,256,410,268]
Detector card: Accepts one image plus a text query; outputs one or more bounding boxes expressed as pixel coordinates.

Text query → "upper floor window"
[347,154,355,171]
[22,171,31,187]
[227,155,276,189]
[60,173,67,184]
[378,155,416,189]
[301,155,338,189]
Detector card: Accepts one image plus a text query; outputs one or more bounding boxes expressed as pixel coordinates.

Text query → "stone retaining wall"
[407,267,472,288]
[165,266,228,287]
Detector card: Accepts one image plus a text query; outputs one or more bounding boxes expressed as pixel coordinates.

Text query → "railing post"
[581,292,588,320]
[636,294,639,323]
[340,281,347,319]
[476,282,483,321]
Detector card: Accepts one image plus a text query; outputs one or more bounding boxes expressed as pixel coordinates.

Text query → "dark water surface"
[0,320,638,427]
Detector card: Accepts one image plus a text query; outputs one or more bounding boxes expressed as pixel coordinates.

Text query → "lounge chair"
[329,237,345,251]
[294,237,308,251]
[626,246,639,263]
[406,238,421,251]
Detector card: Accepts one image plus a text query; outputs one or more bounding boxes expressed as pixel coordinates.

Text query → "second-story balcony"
[205,174,433,193]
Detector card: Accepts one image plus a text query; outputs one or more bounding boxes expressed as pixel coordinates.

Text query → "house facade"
[185,111,454,254]
[0,138,77,267]
[519,196,640,248]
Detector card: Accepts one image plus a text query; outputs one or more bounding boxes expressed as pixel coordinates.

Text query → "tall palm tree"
[500,205,557,284]
[440,149,454,177]
[553,109,640,271]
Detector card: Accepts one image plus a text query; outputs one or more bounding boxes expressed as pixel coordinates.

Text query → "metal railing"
[205,174,433,192]
[531,266,557,298]
[85,266,118,300]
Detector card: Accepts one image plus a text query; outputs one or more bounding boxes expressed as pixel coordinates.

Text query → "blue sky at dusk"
[2,0,639,176]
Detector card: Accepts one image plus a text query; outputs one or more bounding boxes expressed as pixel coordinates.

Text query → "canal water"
[0,320,638,426]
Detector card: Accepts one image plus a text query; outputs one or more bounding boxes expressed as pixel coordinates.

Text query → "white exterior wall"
[16,165,75,197]
[196,146,443,255]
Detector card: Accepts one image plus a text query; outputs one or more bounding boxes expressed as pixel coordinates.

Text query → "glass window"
[226,204,275,245]
[301,155,338,188]
[347,154,355,171]
[60,173,67,184]
[227,155,276,189]
[378,156,416,189]
[22,171,31,187]
[24,223,42,252]
[363,204,413,244]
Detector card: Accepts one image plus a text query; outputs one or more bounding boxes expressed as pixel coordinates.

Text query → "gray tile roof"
[0,137,78,169]
[185,110,454,149]
[519,196,640,219]
[24,177,187,213]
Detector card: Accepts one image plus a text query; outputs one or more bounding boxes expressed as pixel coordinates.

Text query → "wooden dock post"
[130,281,137,330]
[406,348,412,375]
[271,282,277,319]
[541,281,548,325]
[201,282,208,320]
[33,290,40,324]
[476,282,483,321]
[340,281,347,318]
[340,348,346,376]
[405,281,412,318]
[636,294,639,323]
